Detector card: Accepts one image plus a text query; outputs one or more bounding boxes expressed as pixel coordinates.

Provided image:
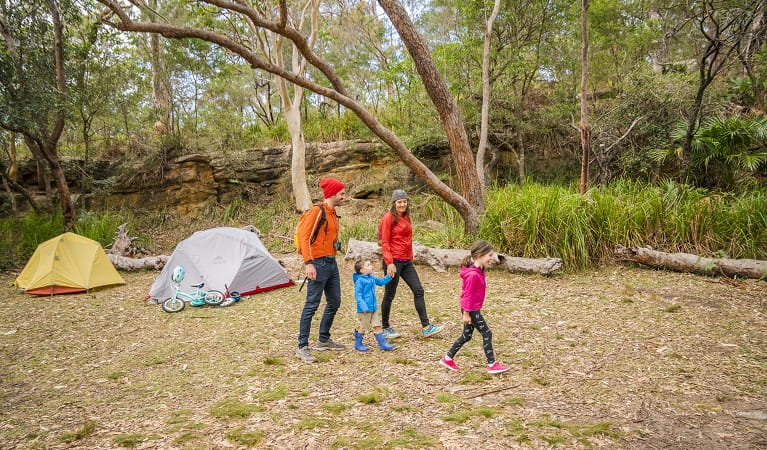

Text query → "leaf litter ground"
[1,261,765,449]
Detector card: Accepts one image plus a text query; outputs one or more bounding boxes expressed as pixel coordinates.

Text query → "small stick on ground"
[465,383,521,399]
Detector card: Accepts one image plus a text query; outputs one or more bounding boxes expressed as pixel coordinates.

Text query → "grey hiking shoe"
[315,338,346,351]
[296,346,317,363]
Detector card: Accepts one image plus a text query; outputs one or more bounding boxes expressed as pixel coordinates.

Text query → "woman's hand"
[462,311,471,324]
[386,263,397,278]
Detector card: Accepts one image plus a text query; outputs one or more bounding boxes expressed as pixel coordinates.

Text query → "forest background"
[0,0,766,271]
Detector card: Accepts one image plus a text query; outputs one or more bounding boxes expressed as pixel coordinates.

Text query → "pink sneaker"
[486,361,510,374]
[439,355,460,371]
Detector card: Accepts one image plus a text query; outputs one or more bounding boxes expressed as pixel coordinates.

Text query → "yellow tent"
[14,232,125,296]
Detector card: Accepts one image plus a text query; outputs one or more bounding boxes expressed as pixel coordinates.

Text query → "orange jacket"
[298,203,340,263]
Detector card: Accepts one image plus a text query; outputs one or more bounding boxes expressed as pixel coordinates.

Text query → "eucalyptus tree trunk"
[377,0,484,228]
[578,0,591,194]
[149,0,171,135]
[0,158,40,213]
[275,36,312,211]
[476,0,501,191]
[516,132,526,185]
[250,0,320,212]
[2,134,17,212]
[282,0,318,212]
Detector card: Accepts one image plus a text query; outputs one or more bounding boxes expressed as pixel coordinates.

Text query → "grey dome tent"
[149,227,293,301]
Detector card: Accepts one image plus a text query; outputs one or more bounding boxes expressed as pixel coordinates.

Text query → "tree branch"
[96,0,473,222]
[601,116,642,154]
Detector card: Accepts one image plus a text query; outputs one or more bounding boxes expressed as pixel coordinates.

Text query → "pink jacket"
[459,265,486,311]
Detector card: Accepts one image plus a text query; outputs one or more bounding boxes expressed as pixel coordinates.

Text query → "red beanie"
[319,178,345,198]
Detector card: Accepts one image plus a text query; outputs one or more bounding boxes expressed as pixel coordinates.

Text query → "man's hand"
[305,263,317,280]
[386,263,397,278]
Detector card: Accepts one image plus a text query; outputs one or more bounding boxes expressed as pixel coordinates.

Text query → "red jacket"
[379,212,413,265]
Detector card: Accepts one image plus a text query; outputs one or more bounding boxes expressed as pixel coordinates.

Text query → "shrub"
[480,180,767,270]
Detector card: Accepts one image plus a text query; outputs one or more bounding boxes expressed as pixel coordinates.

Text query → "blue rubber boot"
[374,332,396,351]
[354,330,369,352]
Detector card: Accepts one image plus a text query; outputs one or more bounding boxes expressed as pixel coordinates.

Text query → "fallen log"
[344,238,562,275]
[614,245,767,280]
[107,253,168,271]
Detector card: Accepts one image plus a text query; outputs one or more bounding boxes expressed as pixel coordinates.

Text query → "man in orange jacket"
[296,177,347,363]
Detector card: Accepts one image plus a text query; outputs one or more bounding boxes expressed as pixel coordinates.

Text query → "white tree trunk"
[286,104,311,210]
[269,0,318,212]
[345,238,562,275]
[476,0,501,189]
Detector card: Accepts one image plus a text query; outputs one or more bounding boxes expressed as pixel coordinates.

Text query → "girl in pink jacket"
[439,240,510,374]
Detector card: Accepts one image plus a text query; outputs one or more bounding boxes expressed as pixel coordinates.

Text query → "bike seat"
[191,282,205,288]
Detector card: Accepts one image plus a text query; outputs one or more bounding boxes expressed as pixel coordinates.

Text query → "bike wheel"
[204,290,225,306]
[220,296,236,307]
[162,297,185,313]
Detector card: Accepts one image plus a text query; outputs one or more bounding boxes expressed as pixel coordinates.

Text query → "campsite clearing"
[1,263,765,449]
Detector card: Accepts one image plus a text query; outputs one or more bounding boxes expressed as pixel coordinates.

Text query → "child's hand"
[462,311,471,324]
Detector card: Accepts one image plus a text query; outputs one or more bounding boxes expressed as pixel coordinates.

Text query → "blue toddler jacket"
[352,273,392,313]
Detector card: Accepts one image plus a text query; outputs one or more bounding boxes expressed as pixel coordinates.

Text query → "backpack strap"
[308,203,327,245]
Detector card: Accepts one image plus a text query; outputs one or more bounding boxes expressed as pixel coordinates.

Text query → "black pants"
[446,310,495,364]
[381,259,429,328]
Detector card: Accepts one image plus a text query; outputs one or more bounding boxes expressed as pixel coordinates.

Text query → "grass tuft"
[321,402,349,414]
[442,410,474,423]
[59,420,97,443]
[173,431,203,444]
[459,371,492,385]
[210,398,264,418]
[357,389,384,404]
[107,371,125,380]
[226,427,265,447]
[436,392,459,403]
[112,433,146,448]
[256,384,287,402]
[165,409,193,425]
[387,427,438,448]
[263,356,284,365]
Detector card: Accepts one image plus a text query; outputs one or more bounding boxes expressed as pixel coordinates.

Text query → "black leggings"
[381,259,429,328]
[446,310,495,364]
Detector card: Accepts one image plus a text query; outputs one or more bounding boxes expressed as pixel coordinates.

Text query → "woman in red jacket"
[379,189,443,339]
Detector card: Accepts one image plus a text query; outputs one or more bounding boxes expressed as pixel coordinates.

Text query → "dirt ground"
[1,258,766,449]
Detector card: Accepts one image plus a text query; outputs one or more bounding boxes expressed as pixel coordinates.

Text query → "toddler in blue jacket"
[353,259,395,351]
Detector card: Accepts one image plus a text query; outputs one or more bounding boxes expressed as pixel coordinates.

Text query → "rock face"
[7,138,533,215]
[103,140,402,214]
[4,136,571,215]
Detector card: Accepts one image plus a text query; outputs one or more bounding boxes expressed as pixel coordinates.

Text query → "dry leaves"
[1,263,765,449]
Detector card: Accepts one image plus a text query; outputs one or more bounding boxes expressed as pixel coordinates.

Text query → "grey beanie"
[391,189,408,202]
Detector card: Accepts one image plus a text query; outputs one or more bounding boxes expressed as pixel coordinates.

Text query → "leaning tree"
[95,0,486,232]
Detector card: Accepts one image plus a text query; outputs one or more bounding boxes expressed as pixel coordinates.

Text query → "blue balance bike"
[162,266,225,313]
